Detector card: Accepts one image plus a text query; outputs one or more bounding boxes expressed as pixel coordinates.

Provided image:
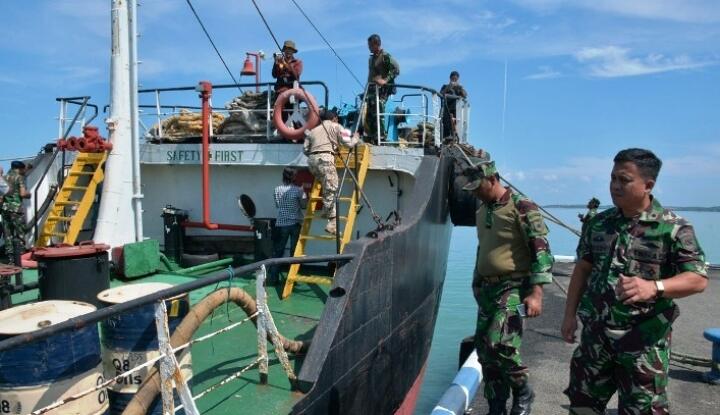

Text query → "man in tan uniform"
[303,110,357,235]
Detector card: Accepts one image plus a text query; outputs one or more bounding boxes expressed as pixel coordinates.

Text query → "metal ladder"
[36,152,107,246]
[282,144,371,299]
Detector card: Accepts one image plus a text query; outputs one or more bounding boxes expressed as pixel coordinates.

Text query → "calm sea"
[413,208,719,413]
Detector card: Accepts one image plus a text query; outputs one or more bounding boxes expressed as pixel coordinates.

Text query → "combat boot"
[324,219,337,235]
[510,383,534,415]
[487,399,507,415]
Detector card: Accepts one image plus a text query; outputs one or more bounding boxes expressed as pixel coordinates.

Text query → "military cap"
[462,160,497,191]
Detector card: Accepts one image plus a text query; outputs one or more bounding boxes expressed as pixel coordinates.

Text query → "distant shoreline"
[545,205,720,212]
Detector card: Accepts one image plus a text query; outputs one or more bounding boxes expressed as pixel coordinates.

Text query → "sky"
[0,0,719,206]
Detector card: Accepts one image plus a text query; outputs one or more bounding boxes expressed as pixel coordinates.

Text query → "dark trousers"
[269,223,301,283]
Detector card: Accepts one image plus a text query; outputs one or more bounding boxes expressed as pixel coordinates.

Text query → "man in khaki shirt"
[303,110,357,235]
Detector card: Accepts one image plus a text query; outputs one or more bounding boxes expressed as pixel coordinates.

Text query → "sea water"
[414,208,719,413]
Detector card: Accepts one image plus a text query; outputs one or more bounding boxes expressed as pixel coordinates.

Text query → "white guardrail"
[431,350,482,415]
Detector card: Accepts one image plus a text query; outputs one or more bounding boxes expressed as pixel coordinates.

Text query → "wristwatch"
[655,280,665,299]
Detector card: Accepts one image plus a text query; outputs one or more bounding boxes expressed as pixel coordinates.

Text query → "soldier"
[364,33,399,143]
[561,148,708,414]
[578,197,600,236]
[463,160,553,415]
[1,161,30,266]
[439,70,468,138]
[303,110,357,235]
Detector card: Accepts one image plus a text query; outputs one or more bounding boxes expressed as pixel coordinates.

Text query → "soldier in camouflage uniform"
[561,148,708,415]
[463,160,554,415]
[364,34,399,143]
[304,110,358,235]
[578,197,600,236]
[1,161,30,266]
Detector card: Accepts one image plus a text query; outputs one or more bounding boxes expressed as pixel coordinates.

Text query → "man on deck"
[364,34,399,144]
[439,70,468,138]
[272,40,303,94]
[270,167,306,286]
[561,148,708,414]
[463,160,553,415]
[1,161,30,266]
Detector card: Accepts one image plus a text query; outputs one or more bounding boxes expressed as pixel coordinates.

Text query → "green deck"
[10,265,329,414]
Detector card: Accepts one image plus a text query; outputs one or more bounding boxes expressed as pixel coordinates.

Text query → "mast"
[94,0,142,246]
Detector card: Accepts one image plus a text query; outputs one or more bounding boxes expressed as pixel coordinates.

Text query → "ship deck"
[467,262,720,415]
[10,265,329,414]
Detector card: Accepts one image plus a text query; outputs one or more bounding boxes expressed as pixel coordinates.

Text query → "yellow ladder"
[36,152,107,247]
[282,144,371,299]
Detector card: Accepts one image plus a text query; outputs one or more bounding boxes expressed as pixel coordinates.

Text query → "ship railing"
[361,83,443,148]
[136,81,329,142]
[443,93,470,144]
[0,253,354,415]
[30,97,99,244]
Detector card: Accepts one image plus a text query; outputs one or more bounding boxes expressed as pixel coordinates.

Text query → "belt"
[310,151,332,155]
[480,272,528,284]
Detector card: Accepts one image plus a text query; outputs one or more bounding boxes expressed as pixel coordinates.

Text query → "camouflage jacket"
[577,197,707,328]
[475,188,554,285]
[1,170,25,213]
[367,50,399,96]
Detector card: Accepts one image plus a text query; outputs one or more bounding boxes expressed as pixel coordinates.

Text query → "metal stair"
[282,144,371,299]
[36,152,107,247]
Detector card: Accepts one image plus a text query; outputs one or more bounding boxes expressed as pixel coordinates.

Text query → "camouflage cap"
[462,160,497,191]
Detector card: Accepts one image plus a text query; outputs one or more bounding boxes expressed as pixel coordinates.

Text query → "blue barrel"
[97,283,191,415]
[0,300,109,414]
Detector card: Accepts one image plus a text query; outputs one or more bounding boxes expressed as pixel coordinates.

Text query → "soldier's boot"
[324,219,337,235]
[510,383,534,415]
[487,399,507,415]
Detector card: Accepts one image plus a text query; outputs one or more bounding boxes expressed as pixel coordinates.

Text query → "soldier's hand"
[561,315,578,343]
[523,285,543,318]
[615,274,657,304]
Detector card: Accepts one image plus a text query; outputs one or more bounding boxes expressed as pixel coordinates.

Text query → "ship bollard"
[431,350,483,415]
[703,328,720,384]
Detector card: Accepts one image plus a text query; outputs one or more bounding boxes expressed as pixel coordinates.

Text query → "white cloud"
[525,65,561,80]
[574,46,712,78]
[513,0,720,23]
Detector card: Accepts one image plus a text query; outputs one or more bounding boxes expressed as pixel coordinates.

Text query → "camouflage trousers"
[474,279,529,401]
[1,209,25,265]
[308,153,338,219]
[565,320,672,415]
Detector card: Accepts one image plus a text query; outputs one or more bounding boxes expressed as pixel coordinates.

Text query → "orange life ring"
[273,87,320,142]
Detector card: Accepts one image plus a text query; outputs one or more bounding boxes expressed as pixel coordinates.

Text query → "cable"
[185,0,243,93]
[250,0,387,231]
[288,0,364,89]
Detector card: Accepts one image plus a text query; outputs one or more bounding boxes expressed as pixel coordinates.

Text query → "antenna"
[502,59,508,140]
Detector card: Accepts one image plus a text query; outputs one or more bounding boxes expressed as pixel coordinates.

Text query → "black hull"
[293,155,454,414]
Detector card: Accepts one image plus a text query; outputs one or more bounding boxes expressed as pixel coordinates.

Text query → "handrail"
[32,97,91,242]
[138,80,330,109]
[0,253,355,353]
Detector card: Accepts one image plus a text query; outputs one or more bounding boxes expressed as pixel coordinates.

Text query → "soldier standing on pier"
[561,148,708,414]
[463,160,554,415]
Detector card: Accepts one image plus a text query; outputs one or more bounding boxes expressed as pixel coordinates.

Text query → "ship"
[0,1,483,414]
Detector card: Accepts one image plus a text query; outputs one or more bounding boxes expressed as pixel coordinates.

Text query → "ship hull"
[293,155,453,414]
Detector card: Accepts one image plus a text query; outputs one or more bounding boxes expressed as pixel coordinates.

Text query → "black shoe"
[487,399,507,415]
[510,384,534,415]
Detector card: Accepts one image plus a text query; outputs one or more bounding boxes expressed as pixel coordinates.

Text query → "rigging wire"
[288,0,364,89]
[185,0,243,93]
[249,0,386,230]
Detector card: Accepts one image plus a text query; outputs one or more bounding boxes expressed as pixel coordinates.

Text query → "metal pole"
[128,0,143,242]
[375,85,381,144]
